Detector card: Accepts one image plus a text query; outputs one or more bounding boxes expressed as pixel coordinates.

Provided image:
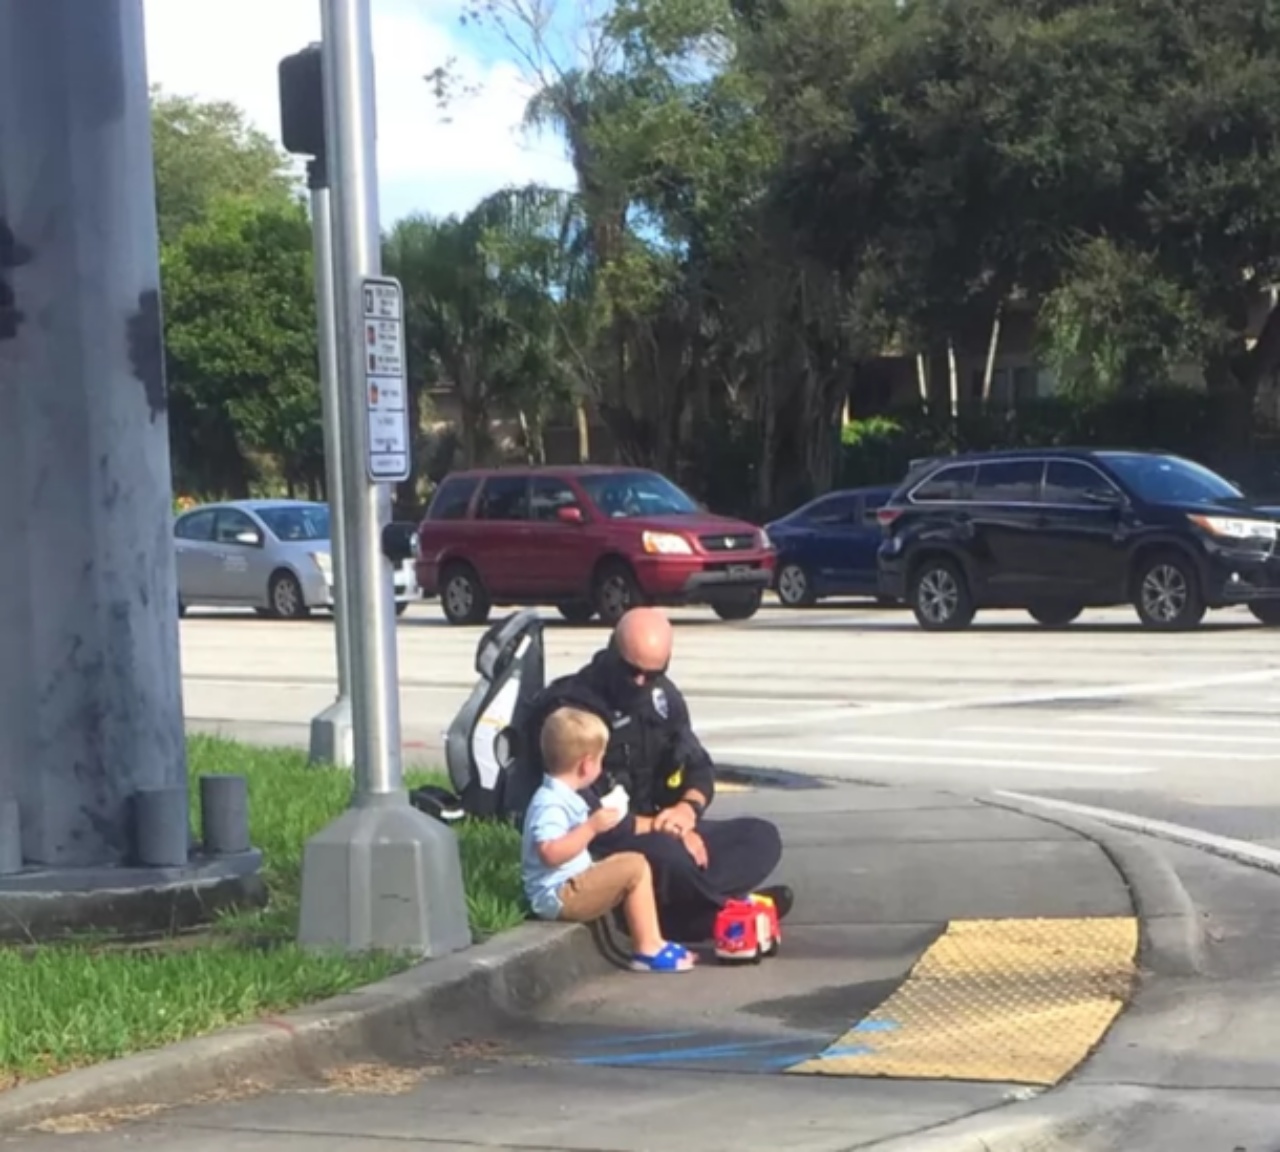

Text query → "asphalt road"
[180,598,1280,850]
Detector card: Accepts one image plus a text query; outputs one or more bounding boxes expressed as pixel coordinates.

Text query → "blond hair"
[540,707,609,776]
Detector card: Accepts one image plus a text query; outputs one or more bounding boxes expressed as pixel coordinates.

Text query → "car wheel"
[910,557,975,631]
[775,562,815,607]
[1249,601,1280,627]
[556,601,595,624]
[1133,551,1205,630]
[268,570,310,620]
[594,561,642,625]
[1027,602,1084,628]
[440,563,491,626]
[712,589,764,621]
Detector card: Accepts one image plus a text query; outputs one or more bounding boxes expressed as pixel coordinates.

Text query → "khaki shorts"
[557,852,649,923]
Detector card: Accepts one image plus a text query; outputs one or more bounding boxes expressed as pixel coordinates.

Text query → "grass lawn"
[0,735,525,1089]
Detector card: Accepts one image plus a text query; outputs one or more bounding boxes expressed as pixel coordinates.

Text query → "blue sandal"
[631,942,695,973]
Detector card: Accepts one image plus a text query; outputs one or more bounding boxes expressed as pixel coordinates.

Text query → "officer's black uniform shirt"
[526,647,716,818]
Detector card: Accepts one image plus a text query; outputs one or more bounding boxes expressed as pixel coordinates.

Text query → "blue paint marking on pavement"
[758,1049,834,1070]
[819,1044,875,1059]
[760,1043,876,1071]
[574,1036,806,1067]
[852,1020,899,1033]
[573,1030,703,1048]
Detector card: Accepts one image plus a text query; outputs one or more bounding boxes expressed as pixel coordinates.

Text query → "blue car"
[766,486,897,607]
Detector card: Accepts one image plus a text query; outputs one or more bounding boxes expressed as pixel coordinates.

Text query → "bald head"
[613,607,673,675]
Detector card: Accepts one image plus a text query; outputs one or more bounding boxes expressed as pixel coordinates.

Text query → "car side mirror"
[381,521,417,564]
[234,530,263,546]
[556,505,585,525]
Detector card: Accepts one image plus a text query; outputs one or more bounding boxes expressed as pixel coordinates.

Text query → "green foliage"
[156,0,1280,512]
[162,195,323,497]
[151,89,298,246]
[0,737,525,1087]
[840,416,903,448]
[834,388,1251,490]
[1039,239,1214,399]
[385,186,593,465]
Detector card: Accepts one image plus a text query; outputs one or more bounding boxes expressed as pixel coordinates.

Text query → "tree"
[151,89,298,246]
[1039,238,1212,398]
[162,195,323,496]
[430,0,1280,515]
[385,186,588,468]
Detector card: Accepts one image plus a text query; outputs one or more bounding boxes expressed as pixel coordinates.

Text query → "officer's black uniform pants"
[593,816,783,943]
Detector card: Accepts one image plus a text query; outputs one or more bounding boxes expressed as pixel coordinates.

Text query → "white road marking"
[958,724,1280,747]
[711,747,1155,775]
[1072,714,1280,731]
[186,666,1280,739]
[680,667,1280,735]
[826,733,1272,761]
[184,675,865,710]
[1177,706,1280,717]
[995,792,1280,871]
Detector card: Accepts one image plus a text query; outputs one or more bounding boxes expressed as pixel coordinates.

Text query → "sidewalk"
[1,779,1161,1151]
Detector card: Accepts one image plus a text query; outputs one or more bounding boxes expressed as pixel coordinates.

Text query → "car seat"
[441,609,547,821]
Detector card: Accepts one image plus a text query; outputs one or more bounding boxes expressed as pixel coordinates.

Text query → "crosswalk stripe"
[828,733,1272,761]
[710,746,1154,775]
[1069,714,1280,731]
[957,723,1280,747]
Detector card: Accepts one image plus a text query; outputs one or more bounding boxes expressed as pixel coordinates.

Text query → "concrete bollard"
[200,774,251,856]
[0,800,21,875]
[134,786,189,868]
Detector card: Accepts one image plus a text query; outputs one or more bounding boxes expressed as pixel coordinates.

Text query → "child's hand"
[589,806,623,834]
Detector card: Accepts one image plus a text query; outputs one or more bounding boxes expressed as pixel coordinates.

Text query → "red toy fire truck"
[713,893,782,964]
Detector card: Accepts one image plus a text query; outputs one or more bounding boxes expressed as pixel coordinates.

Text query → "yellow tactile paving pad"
[788,917,1138,1086]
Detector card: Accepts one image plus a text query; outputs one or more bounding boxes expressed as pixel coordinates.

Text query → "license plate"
[728,564,751,575]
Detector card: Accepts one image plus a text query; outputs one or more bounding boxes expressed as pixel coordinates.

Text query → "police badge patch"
[651,685,669,719]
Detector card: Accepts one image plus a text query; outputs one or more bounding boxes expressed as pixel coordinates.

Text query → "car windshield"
[1100,453,1245,506]
[257,504,331,542]
[578,471,700,518]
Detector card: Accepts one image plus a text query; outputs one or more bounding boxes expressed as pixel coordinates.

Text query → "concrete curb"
[714,762,834,790]
[858,1084,1138,1151]
[978,793,1208,978]
[0,921,610,1135]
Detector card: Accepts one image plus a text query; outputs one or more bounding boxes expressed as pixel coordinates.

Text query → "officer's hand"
[653,802,696,837]
[589,806,623,835]
[682,830,709,869]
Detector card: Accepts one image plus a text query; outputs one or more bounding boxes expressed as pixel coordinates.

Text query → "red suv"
[413,466,775,625]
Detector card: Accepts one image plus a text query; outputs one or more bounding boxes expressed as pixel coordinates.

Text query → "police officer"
[528,607,790,943]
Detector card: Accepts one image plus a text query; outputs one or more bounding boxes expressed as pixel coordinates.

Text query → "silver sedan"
[174,499,416,619]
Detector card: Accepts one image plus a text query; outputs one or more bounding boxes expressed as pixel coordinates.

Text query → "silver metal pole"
[298,0,471,956]
[319,0,401,801]
[310,171,353,699]
[306,156,355,769]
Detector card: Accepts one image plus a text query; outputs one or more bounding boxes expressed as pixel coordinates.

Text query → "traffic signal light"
[0,218,31,342]
[279,43,326,161]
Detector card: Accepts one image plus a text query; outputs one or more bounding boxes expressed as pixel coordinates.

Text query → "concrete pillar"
[0,0,187,868]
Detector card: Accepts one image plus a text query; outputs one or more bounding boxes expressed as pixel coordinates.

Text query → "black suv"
[876,448,1280,631]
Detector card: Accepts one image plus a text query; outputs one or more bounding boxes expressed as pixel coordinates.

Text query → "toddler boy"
[521,706,694,973]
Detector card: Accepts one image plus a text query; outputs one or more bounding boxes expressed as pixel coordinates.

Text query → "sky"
[142,0,577,225]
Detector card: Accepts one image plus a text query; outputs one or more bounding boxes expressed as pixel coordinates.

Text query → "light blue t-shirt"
[521,775,593,919]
